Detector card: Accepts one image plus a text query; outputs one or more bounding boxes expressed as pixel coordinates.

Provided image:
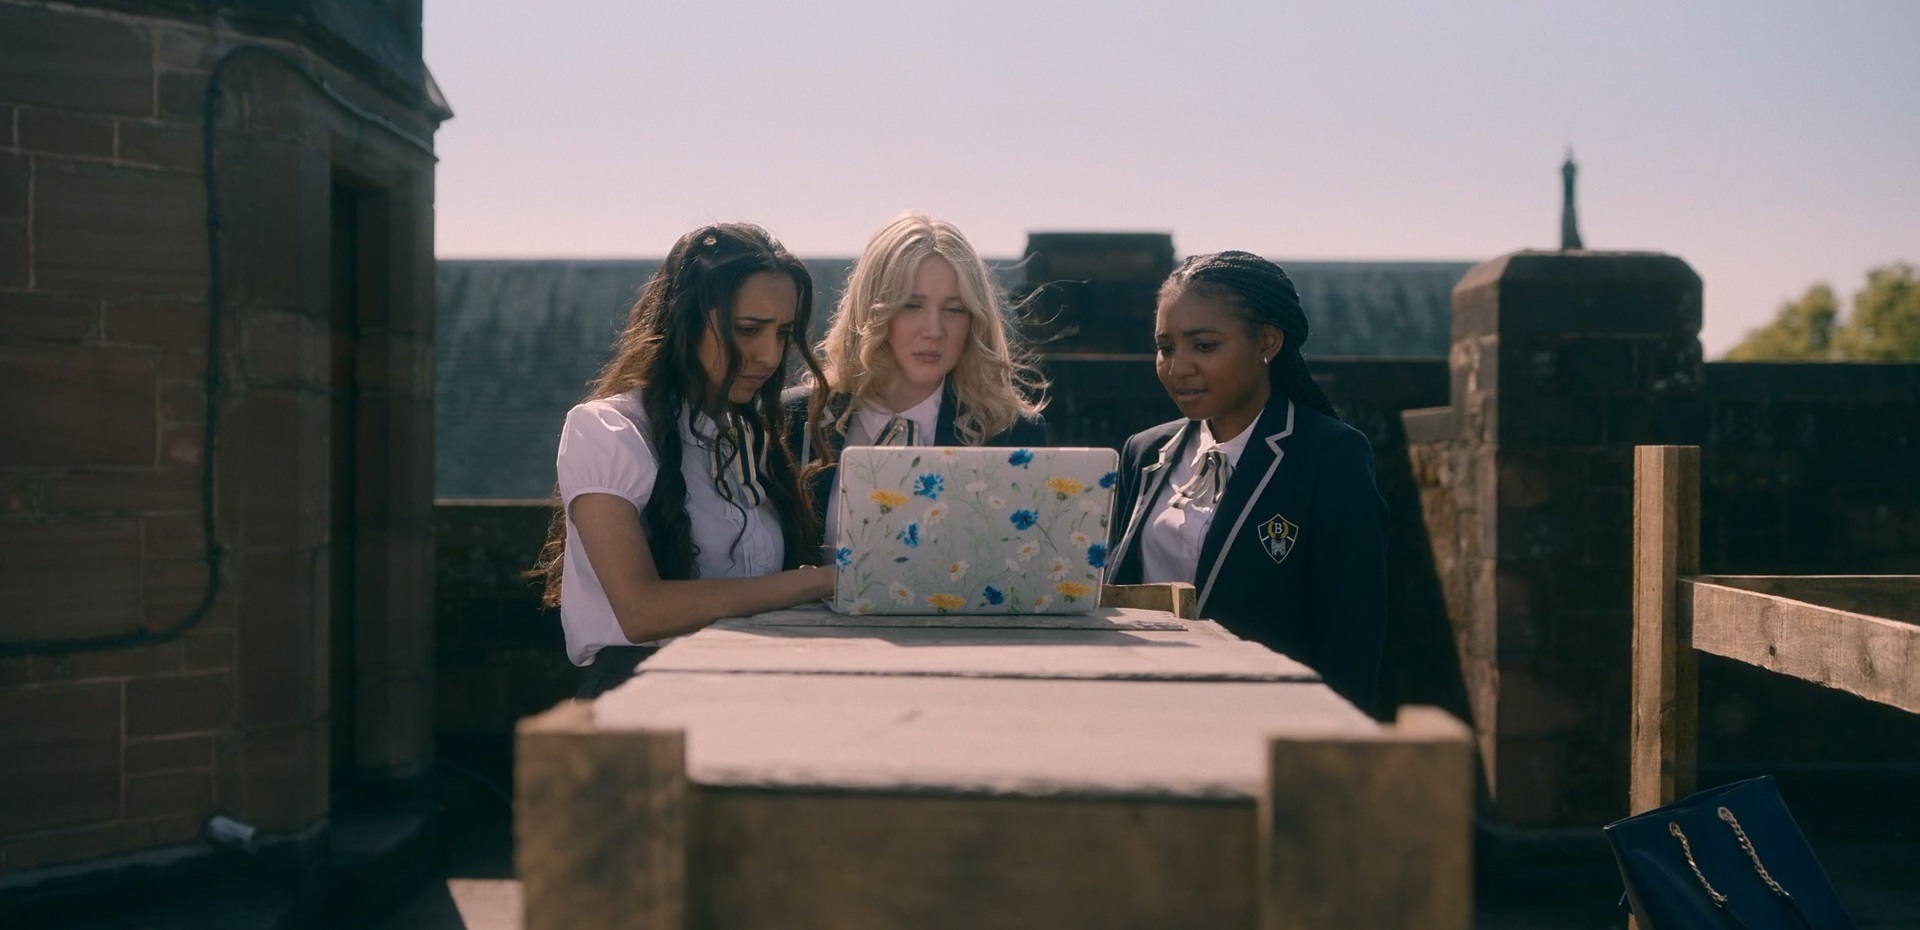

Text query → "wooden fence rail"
[1629,444,1920,815]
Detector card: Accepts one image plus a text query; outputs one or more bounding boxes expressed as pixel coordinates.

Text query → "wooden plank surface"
[595,672,1374,799]
[1261,706,1474,930]
[643,620,1319,681]
[1695,575,1920,626]
[1685,579,1920,713]
[1630,445,1699,814]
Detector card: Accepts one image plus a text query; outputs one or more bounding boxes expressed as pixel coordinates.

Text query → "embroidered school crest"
[1256,514,1299,564]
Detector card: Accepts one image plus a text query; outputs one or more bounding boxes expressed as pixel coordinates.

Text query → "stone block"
[126,673,232,738]
[117,118,204,172]
[237,723,325,832]
[1493,562,1552,658]
[157,70,210,123]
[180,629,235,671]
[0,5,153,115]
[0,681,122,835]
[0,219,25,288]
[236,549,320,728]
[156,27,216,71]
[33,161,207,297]
[226,388,307,547]
[125,734,214,775]
[63,642,181,680]
[141,557,213,630]
[18,107,115,158]
[125,770,212,819]
[223,140,329,310]
[0,291,100,342]
[2,821,152,871]
[0,150,27,219]
[0,345,157,467]
[1452,251,1703,338]
[0,518,142,642]
[42,467,199,514]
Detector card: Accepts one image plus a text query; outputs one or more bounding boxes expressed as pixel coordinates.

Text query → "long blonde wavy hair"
[815,213,1047,445]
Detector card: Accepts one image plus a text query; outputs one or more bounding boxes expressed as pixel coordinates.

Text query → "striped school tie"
[709,413,768,507]
[873,416,919,447]
[1170,449,1229,509]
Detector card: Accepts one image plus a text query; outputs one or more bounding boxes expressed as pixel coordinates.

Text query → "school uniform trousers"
[1105,398,1390,710]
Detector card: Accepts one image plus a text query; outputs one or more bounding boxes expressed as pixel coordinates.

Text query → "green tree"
[1725,283,1840,361]
[1832,263,1920,360]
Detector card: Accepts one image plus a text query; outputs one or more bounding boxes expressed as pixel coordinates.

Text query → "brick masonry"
[0,1,444,875]
[1404,251,1920,831]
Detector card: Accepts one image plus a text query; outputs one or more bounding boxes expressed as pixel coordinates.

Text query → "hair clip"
[701,235,718,247]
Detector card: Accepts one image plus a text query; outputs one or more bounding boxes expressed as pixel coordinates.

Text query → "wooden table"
[516,600,1472,930]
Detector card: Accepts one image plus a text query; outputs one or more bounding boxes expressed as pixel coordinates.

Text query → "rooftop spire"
[1560,149,1584,250]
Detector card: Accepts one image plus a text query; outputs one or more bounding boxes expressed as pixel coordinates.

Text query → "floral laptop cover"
[831,446,1121,616]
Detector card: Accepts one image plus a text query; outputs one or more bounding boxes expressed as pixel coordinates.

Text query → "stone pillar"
[1407,251,1703,830]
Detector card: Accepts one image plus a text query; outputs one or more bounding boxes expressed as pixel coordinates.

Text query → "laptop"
[831,446,1121,616]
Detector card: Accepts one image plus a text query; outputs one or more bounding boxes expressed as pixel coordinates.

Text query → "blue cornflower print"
[913,473,945,500]
[1009,509,1038,531]
[1086,544,1107,569]
[1008,449,1033,467]
[835,546,853,569]
[982,585,1005,606]
[897,523,922,548]
[1099,470,1118,489]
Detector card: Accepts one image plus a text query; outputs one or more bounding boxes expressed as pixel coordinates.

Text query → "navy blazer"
[1105,398,1389,709]
[781,382,1049,552]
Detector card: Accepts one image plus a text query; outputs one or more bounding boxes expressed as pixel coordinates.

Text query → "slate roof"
[434,257,1470,499]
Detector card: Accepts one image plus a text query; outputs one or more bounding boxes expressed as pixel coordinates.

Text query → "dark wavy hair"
[533,223,829,606]
[1157,250,1339,420]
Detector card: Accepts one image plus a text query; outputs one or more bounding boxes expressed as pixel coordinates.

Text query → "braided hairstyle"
[1158,250,1340,420]
[531,223,828,605]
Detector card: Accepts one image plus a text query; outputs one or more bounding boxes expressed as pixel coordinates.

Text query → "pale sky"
[423,1,1920,356]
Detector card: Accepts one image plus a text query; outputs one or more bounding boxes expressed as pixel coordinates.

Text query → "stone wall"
[1402,251,1920,834]
[0,0,444,878]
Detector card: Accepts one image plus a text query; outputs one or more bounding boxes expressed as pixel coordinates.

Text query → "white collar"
[1197,418,1257,469]
[858,379,944,434]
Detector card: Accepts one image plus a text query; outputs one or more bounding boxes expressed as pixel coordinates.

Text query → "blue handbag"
[1603,776,1856,930]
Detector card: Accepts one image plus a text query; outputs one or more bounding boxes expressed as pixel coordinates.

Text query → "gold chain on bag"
[1719,807,1790,897]
[1669,822,1729,907]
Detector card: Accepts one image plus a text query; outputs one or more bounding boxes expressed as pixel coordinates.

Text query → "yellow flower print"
[1055,580,1091,601]
[871,489,909,513]
[1046,477,1087,500]
[926,592,966,612]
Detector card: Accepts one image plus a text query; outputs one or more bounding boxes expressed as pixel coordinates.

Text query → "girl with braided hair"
[533,223,837,698]
[1105,251,1389,709]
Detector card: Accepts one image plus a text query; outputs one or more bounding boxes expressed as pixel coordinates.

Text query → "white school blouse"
[555,391,785,666]
[822,383,944,551]
[1140,420,1256,586]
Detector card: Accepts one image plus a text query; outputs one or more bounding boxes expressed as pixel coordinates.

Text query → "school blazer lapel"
[1113,420,1198,580]
[1194,399,1296,617]
[933,381,960,446]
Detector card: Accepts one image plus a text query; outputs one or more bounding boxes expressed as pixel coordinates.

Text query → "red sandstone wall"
[0,2,442,873]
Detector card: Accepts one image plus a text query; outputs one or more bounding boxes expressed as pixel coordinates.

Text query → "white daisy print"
[1004,558,1026,574]
[849,599,873,615]
[989,496,1006,509]
[1013,540,1040,562]
[1070,531,1091,548]
[966,481,988,494]
[1048,558,1070,581]
[947,560,969,582]
[1030,595,1052,611]
[1079,496,1104,513]
[890,582,913,605]
[924,503,948,524]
